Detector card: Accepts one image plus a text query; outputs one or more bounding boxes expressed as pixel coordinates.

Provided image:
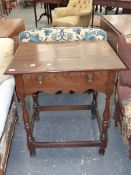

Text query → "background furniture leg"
[32,93,40,121]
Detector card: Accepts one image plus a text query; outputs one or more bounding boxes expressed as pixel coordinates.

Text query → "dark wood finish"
[92,0,131,26]
[0,19,25,51]
[100,15,131,51]
[33,140,101,148]
[94,0,131,9]
[5,41,126,156]
[39,105,91,111]
[122,8,131,13]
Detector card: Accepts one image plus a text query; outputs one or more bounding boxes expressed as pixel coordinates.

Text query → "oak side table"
[5,41,126,156]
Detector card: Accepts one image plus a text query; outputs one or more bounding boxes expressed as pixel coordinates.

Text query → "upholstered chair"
[0,38,17,175]
[52,0,92,27]
[114,35,131,159]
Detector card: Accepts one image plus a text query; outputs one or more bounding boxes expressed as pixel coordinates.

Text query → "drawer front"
[23,71,108,94]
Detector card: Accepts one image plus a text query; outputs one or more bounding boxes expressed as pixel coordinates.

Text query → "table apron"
[15,71,116,97]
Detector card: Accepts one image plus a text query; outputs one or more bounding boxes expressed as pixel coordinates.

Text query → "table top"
[94,0,131,2]
[94,0,131,3]
[94,0,131,8]
[30,0,62,4]
[101,15,131,35]
[5,41,126,75]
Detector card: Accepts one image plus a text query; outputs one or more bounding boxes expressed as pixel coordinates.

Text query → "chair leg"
[100,5,103,13]
[49,5,52,23]
[95,5,98,12]
[32,93,40,121]
[115,7,119,14]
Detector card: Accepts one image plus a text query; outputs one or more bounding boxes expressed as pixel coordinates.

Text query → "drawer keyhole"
[87,73,93,82]
[37,75,43,84]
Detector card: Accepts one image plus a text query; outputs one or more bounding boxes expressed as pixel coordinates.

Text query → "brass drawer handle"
[87,73,93,82]
[37,75,43,84]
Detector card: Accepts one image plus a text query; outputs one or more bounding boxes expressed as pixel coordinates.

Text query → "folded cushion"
[0,38,14,84]
[0,77,15,139]
[19,27,107,42]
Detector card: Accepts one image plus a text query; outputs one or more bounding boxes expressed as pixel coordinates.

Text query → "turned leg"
[46,4,50,24]
[49,4,52,23]
[32,93,40,121]
[91,91,97,119]
[100,5,103,13]
[115,7,119,14]
[91,5,94,27]
[21,97,36,156]
[33,1,37,27]
[99,94,111,155]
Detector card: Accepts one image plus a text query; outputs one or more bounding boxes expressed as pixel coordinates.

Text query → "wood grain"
[5,41,126,74]
[0,19,25,51]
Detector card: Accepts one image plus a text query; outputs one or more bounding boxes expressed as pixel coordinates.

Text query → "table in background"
[30,0,63,27]
[100,15,131,51]
[92,0,131,26]
[0,19,25,51]
[5,40,126,156]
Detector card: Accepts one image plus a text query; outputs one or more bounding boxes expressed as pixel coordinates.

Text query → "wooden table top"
[101,15,131,35]
[5,41,126,75]
[94,0,131,8]
[0,19,24,37]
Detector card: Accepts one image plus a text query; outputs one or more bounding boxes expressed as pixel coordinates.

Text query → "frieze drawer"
[22,71,108,94]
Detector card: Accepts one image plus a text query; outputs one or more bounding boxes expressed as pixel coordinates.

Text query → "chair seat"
[53,16,80,27]
[52,0,92,27]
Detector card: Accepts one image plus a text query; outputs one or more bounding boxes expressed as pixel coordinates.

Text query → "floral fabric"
[19,27,107,42]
